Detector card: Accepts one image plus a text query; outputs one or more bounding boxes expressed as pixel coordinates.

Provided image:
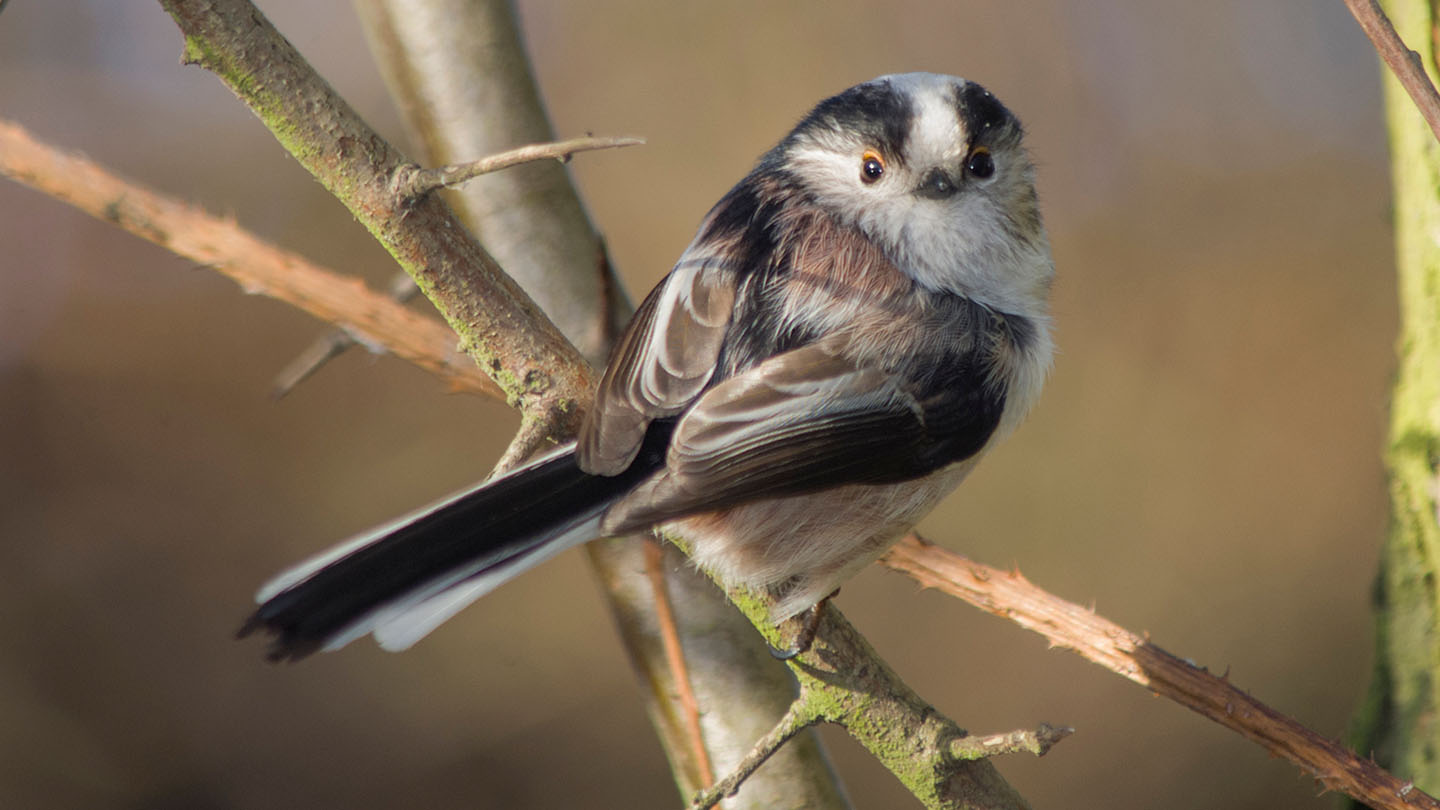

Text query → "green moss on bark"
[1354,0,1440,791]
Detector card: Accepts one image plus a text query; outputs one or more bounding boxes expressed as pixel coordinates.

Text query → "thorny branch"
[883,535,1440,810]
[0,118,498,400]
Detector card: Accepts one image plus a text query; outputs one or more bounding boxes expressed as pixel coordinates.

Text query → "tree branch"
[393,135,644,199]
[352,0,628,364]
[950,724,1073,760]
[883,535,1440,810]
[644,540,717,789]
[0,118,499,400]
[273,133,639,399]
[1342,0,1440,144]
[691,562,1038,810]
[159,0,592,438]
[1349,0,1440,798]
[690,698,822,810]
[271,271,422,399]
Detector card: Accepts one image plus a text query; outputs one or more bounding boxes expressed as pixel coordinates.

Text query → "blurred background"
[0,2,1397,808]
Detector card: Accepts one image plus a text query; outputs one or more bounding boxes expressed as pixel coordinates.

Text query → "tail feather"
[366,516,600,652]
[240,442,643,661]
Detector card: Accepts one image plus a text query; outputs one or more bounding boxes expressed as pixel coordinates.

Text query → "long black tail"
[239,441,659,661]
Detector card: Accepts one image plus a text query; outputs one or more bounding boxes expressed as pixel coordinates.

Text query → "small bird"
[240,72,1054,662]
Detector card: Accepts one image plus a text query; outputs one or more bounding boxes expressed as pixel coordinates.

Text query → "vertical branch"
[353,0,624,364]
[1353,0,1440,794]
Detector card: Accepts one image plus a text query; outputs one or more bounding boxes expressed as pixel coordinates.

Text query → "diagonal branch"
[689,698,822,810]
[159,0,593,438]
[688,550,1038,810]
[272,136,639,398]
[1343,0,1440,144]
[883,535,1440,810]
[0,118,498,399]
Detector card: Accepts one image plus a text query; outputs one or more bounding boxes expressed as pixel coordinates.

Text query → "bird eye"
[860,151,885,184]
[965,146,995,180]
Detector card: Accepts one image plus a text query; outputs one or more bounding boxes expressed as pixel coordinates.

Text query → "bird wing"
[577,251,737,475]
[603,340,1005,532]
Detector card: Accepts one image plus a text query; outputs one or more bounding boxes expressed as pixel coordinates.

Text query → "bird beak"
[915,167,960,200]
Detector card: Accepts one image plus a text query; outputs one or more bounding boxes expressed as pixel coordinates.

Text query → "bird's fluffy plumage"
[241,72,1054,660]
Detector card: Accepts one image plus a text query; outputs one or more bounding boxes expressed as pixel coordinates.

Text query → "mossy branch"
[663,531,1044,810]
[159,0,593,438]
[1349,0,1440,799]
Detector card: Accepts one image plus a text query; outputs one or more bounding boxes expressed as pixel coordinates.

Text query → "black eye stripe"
[790,82,913,163]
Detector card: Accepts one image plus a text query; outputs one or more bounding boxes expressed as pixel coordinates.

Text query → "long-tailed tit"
[240,72,1054,661]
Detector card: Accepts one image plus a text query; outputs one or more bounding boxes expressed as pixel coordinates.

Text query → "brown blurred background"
[0,2,1396,808]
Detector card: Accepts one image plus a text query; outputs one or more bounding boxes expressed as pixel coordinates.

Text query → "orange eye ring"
[860,151,885,183]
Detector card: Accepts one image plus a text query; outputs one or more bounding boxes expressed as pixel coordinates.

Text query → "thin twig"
[1343,0,1440,144]
[883,534,1440,810]
[274,137,638,397]
[690,699,821,810]
[0,119,500,400]
[644,540,716,789]
[276,135,641,397]
[394,135,644,200]
[272,272,418,399]
[681,542,1034,810]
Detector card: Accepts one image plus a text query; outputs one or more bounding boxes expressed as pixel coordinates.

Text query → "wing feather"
[602,342,1001,533]
[578,257,735,475]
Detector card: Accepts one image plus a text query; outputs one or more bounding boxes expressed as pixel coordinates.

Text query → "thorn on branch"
[394,135,645,201]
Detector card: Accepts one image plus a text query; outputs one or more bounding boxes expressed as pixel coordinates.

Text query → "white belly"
[668,461,975,621]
